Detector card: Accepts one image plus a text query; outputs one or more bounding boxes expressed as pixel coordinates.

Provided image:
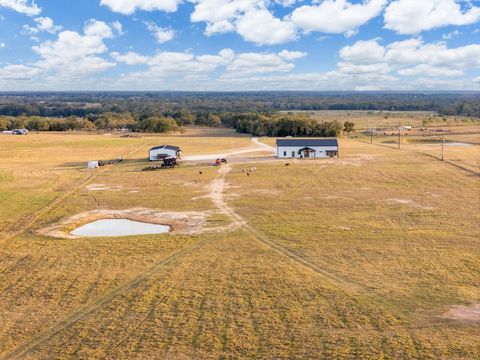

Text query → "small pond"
[444,142,472,147]
[70,219,171,237]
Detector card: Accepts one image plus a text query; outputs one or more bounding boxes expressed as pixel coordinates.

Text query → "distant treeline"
[0,92,479,117]
[221,113,343,137]
[0,111,347,137]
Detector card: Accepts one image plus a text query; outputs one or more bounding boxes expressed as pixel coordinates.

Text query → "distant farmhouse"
[149,145,182,161]
[276,139,339,159]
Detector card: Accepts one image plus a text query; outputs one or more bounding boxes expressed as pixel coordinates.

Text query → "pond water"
[71,219,171,237]
[444,142,472,147]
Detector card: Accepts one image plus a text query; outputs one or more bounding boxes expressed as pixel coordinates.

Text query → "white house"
[149,145,182,161]
[276,139,339,159]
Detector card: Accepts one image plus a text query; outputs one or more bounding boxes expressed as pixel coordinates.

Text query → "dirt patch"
[442,304,480,323]
[386,198,435,210]
[37,208,224,239]
[86,183,124,192]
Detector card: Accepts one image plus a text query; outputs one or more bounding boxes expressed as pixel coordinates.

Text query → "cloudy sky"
[0,0,480,91]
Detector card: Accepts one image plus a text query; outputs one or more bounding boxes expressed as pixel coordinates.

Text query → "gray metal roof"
[276,138,338,147]
[150,145,181,151]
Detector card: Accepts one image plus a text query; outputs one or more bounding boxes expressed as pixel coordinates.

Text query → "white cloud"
[100,0,182,14]
[278,49,307,60]
[339,39,385,64]
[0,64,40,80]
[111,51,149,65]
[442,29,461,40]
[145,22,175,43]
[236,8,297,45]
[111,21,125,35]
[23,17,62,34]
[0,20,116,84]
[84,19,114,38]
[0,42,5,48]
[397,64,464,77]
[384,0,480,34]
[225,52,296,75]
[108,47,304,89]
[337,38,480,79]
[191,0,296,45]
[0,0,40,16]
[291,0,387,35]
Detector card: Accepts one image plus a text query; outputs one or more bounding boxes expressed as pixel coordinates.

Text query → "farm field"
[284,110,480,130]
[0,129,479,359]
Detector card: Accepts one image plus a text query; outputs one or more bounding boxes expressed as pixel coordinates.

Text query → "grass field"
[284,110,480,130]
[0,128,479,359]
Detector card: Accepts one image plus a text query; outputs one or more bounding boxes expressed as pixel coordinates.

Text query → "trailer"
[143,157,179,171]
[98,158,123,166]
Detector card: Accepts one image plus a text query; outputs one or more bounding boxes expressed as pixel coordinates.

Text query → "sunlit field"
[0,129,478,359]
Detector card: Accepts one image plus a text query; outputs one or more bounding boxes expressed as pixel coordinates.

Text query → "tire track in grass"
[1,142,400,359]
[1,143,269,359]
[0,142,150,245]
[209,164,408,317]
[0,236,214,360]
[0,142,150,275]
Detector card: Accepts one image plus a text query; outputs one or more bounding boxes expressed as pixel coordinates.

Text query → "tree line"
[1,92,479,117]
[0,111,351,137]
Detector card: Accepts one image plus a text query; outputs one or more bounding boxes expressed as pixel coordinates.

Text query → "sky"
[0,0,479,91]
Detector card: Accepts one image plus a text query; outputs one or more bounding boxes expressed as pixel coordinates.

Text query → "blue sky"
[0,0,479,90]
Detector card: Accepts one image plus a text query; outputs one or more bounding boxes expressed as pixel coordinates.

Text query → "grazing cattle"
[199,171,203,175]
[285,163,290,167]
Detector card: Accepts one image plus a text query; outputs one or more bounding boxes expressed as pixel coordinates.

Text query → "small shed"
[88,161,99,169]
[149,145,182,161]
[276,139,339,159]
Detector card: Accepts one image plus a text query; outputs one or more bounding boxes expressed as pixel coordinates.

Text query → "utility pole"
[370,127,373,144]
[441,135,445,161]
[397,124,401,149]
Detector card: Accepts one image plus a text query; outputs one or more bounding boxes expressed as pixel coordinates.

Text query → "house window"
[283,151,287,156]
[291,151,295,158]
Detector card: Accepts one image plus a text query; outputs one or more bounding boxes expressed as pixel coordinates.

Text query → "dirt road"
[183,137,275,161]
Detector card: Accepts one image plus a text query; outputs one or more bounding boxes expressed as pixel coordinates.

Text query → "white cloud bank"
[100,0,182,14]
[291,0,387,35]
[337,38,480,78]
[23,17,62,34]
[190,0,297,45]
[384,0,480,34]
[145,22,175,43]
[0,20,116,87]
[0,0,40,16]
[99,0,480,45]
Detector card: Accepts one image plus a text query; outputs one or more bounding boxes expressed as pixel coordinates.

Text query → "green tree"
[343,121,355,135]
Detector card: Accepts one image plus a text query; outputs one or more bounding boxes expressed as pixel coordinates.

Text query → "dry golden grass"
[286,110,480,130]
[0,131,479,359]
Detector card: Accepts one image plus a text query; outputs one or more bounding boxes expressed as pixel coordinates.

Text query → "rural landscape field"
[2,0,480,357]
[0,112,479,359]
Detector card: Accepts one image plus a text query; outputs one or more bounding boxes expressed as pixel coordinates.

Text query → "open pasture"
[0,130,479,359]
[285,110,480,130]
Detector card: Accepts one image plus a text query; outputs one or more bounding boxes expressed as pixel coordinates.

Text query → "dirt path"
[207,164,246,229]
[183,137,275,161]
[205,165,387,299]
[251,137,275,151]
